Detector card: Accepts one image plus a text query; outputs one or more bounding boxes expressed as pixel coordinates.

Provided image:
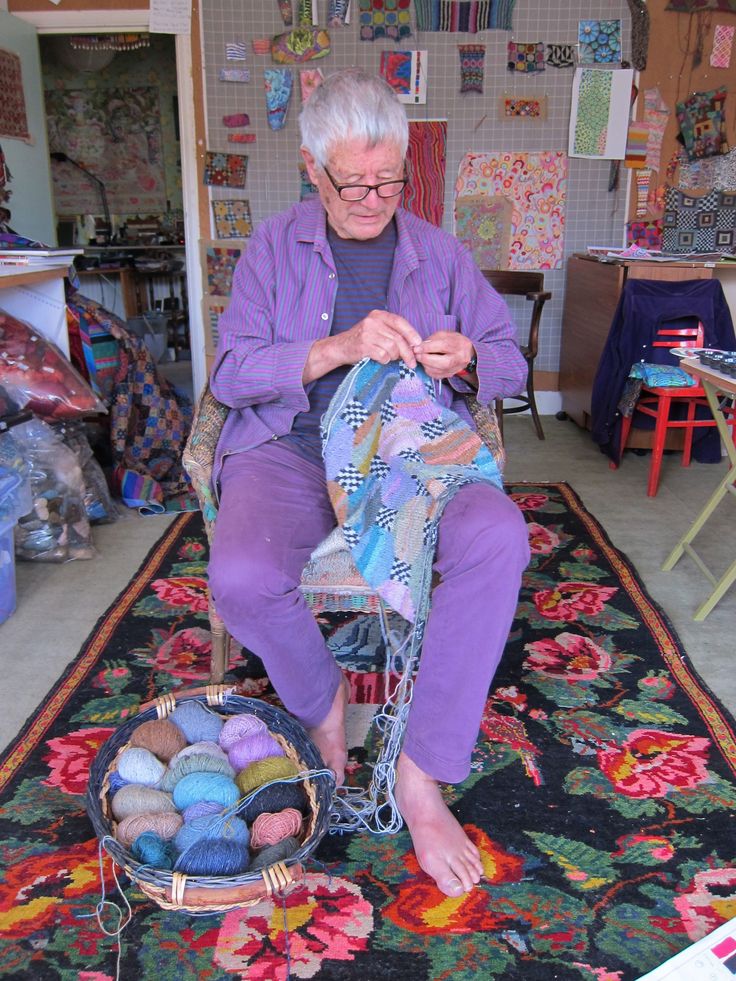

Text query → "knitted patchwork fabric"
[321,359,503,626]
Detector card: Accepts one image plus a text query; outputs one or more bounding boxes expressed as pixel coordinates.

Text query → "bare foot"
[307,675,349,786]
[395,751,483,897]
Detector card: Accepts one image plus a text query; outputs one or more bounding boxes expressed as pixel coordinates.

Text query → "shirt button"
[328,272,336,279]
[321,312,329,320]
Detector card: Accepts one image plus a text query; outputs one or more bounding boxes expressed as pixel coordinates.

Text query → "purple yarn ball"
[228,732,285,772]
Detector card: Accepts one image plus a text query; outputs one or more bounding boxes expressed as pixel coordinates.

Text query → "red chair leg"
[648,394,671,497]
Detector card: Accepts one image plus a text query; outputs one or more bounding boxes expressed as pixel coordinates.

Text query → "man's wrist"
[456,348,477,377]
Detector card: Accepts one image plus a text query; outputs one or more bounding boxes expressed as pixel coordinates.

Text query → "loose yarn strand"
[74,837,133,981]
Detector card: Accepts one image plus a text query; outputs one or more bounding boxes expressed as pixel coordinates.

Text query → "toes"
[440,876,465,897]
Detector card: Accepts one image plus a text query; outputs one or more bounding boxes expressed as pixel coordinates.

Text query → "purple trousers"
[209,441,529,783]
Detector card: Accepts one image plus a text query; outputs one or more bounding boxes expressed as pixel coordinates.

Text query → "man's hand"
[305,310,422,383]
[414,331,475,380]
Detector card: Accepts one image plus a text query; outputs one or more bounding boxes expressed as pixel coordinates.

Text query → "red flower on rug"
[597,729,710,798]
[527,522,560,554]
[0,839,109,939]
[674,865,736,940]
[212,874,372,979]
[43,726,115,795]
[523,632,612,680]
[384,827,524,934]
[509,492,549,511]
[150,576,209,613]
[532,583,618,621]
[153,626,213,680]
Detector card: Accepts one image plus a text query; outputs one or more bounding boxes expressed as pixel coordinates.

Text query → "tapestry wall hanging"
[45,87,167,213]
[200,240,246,296]
[380,50,428,104]
[675,88,730,161]
[211,199,253,239]
[404,120,447,227]
[569,67,634,159]
[414,0,516,32]
[359,0,412,41]
[662,187,736,254]
[454,193,513,269]
[455,150,567,269]
[0,50,30,142]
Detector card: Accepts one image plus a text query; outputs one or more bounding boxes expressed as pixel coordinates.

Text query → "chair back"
[652,322,705,350]
[481,270,550,359]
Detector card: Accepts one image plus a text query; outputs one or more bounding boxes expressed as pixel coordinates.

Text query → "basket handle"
[139,684,237,718]
[150,861,305,910]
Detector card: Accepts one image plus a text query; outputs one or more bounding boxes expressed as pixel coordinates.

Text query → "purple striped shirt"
[210,196,526,489]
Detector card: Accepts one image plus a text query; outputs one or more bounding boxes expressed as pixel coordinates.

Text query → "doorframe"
[11,7,206,397]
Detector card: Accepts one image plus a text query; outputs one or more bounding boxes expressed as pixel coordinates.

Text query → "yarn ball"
[182,800,224,823]
[227,732,285,772]
[218,713,268,751]
[250,808,303,849]
[173,838,251,876]
[129,719,187,762]
[170,700,224,744]
[240,780,309,823]
[116,810,183,848]
[116,747,167,787]
[131,831,176,870]
[172,740,229,764]
[111,784,176,821]
[159,753,236,793]
[235,756,299,797]
[172,772,240,811]
[249,836,301,872]
[108,770,128,795]
[174,813,250,854]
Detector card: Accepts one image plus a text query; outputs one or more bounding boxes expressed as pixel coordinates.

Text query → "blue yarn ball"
[172,772,240,811]
[159,753,236,793]
[131,831,175,870]
[182,800,223,823]
[174,813,250,854]
[173,838,251,876]
[249,836,300,871]
[108,770,128,794]
[170,700,224,744]
[117,747,167,787]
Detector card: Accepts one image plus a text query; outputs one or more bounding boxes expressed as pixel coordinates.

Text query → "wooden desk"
[662,358,736,619]
[76,265,139,318]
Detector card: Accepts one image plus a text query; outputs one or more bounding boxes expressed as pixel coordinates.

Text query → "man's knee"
[208,539,286,625]
[448,484,530,570]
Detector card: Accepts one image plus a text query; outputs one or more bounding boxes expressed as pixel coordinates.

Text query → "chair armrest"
[182,384,229,540]
[526,290,552,303]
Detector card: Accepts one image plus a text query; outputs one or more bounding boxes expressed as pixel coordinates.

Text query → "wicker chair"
[183,382,506,684]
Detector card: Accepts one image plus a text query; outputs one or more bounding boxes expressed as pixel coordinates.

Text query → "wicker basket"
[86,685,335,913]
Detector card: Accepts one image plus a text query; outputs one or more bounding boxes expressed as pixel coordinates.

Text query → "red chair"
[614,322,736,496]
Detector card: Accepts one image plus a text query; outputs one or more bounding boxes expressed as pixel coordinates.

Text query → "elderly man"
[209,69,529,898]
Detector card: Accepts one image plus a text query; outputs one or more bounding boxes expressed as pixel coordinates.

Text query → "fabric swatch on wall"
[454,194,513,269]
[228,133,256,144]
[225,41,248,60]
[626,219,663,250]
[710,24,735,67]
[405,120,447,226]
[380,50,427,104]
[203,152,248,188]
[546,43,575,68]
[271,27,330,63]
[674,144,736,190]
[578,20,622,64]
[328,0,351,26]
[212,199,253,239]
[299,67,324,102]
[359,0,412,42]
[675,88,729,161]
[414,0,516,32]
[0,50,30,141]
[507,41,545,72]
[625,123,650,168]
[202,241,246,296]
[252,38,272,54]
[666,0,736,12]
[276,0,293,26]
[222,113,250,127]
[456,151,567,269]
[219,67,250,83]
[298,0,316,26]
[634,169,651,216]
[458,44,486,92]
[298,161,318,199]
[264,68,294,130]
[662,187,736,253]
[204,297,228,355]
[500,94,548,120]
[643,87,669,173]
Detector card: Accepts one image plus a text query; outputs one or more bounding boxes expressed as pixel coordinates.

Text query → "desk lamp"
[50,151,111,245]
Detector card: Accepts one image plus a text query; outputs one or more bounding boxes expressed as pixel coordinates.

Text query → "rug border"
[0,512,196,792]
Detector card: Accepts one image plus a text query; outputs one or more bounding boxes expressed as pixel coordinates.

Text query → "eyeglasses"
[323,166,407,202]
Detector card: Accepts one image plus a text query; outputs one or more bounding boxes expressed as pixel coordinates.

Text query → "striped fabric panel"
[415,0,515,31]
[405,120,447,227]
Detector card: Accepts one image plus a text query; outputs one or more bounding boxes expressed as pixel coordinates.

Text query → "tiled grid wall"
[200,0,632,376]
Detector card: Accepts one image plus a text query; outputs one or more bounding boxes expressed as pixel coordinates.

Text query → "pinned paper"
[219,67,250,83]
[299,68,324,103]
[578,20,621,64]
[380,50,427,105]
[569,67,634,159]
[546,43,575,68]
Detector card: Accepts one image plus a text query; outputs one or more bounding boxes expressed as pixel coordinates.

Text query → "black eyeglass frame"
[322,166,408,202]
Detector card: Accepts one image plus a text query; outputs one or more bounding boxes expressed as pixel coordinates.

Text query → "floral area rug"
[1,482,735,981]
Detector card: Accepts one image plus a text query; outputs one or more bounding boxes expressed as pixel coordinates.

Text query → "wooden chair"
[613,322,736,497]
[481,270,551,441]
[182,383,506,684]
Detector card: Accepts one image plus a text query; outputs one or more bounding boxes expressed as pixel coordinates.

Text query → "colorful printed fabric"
[501,95,547,120]
[227,133,256,144]
[454,193,513,269]
[458,44,486,92]
[662,187,736,254]
[263,67,293,131]
[625,122,650,168]
[203,152,248,188]
[276,0,293,25]
[711,24,735,66]
[414,0,516,31]
[572,68,614,156]
[507,41,545,72]
[546,43,575,68]
[328,0,351,26]
[405,120,447,227]
[222,113,250,127]
[322,359,502,623]
[203,243,245,296]
[65,293,122,403]
[644,87,669,173]
[0,49,30,140]
[270,27,330,63]
[675,145,736,190]
[299,67,324,102]
[298,0,315,25]
[225,41,248,60]
[212,199,253,239]
[359,0,412,41]
[578,19,622,64]
[635,169,652,217]
[666,0,736,11]
[626,0,650,70]
[456,151,567,270]
[626,219,663,250]
[218,67,250,83]
[380,50,427,104]
[628,362,697,387]
[676,88,729,161]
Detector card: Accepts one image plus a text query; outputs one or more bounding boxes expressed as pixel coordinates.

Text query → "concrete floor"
[1,414,734,755]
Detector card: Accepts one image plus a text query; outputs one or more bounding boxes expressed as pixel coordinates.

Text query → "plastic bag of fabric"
[11,416,95,562]
[54,420,119,525]
[0,309,107,419]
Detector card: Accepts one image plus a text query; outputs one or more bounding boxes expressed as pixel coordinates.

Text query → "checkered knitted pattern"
[321,359,503,626]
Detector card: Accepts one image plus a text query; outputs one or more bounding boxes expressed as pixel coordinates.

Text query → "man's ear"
[300,147,320,186]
